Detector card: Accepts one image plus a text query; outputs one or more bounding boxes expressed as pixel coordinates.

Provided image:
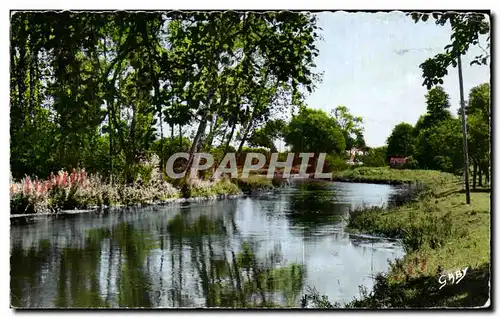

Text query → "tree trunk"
[185,89,214,176]
[29,44,35,123]
[203,114,219,150]
[179,124,182,151]
[223,122,236,159]
[160,111,164,172]
[16,45,26,127]
[220,123,229,147]
[473,161,477,190]
[478,168,483,187]
[184,116,208,179]
[485,166,490,186]
[236,117,254,155]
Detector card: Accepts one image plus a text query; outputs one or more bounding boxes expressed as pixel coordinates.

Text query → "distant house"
[389,156,408,168]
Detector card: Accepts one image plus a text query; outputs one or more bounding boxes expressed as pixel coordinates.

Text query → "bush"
[324,153,349,172]
[181,178,241,198]
[403,156,419,169]
[235,175,274,193]
[358,146,388,167]
[10,193,37,215]
[9,167,179,214]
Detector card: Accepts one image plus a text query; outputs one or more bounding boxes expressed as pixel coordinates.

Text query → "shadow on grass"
[348,263,490,308]
[459,188,491,193]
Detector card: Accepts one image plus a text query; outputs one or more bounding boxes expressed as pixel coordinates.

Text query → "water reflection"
[11,181,409,308]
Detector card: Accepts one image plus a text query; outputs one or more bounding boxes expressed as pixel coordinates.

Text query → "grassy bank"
[325,167,490,308]
[333,167,459,190]
[9,169,281,215]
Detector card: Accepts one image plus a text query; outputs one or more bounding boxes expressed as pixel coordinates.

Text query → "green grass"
[235,175,275,193]
[185,179,242,198]
[342,168,491,308]
[334,167,460,191]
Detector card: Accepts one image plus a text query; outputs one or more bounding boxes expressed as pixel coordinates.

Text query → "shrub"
[324,153,349,172]
[403,156,419,169]
[9,167,179,214]
[235,175,274,193]
[181,178,241,198]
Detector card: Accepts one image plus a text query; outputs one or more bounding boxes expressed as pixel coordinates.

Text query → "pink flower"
[62,171,68,187]
[24,176,31,194]
[70,168,77,184]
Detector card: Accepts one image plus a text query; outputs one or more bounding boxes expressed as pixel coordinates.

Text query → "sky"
[304,11,490,147]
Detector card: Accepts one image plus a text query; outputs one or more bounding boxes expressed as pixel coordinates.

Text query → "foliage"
[386,123,415,158]
[10,11,321,181]
[247,119,287,151]
[422,86,453,128]
[235,175,274,193]
[324,153,349,172]
[414,119,464,173]
[410,12,490,88]
[386,86,465,174]
[284,107,345,154]
[331,105,364,150]
[466,83,490,187]
[360,146,388,167]
[403,156,419,169]
[181,178,241,198]
[9,167,181,214]
[346,178,490,308]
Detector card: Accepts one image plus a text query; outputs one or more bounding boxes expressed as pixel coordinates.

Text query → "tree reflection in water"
[166,206,306,308]
[12,204,306,308]
[11,223,158,308]
[286,181,347,229]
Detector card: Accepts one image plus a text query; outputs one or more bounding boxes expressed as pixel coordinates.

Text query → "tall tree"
[410,12,490,88]
[331,105,364,150]
[414,119,463,173]
[467,83,490,187]
[386,123,415,158]
[422,86,453,128]
[284,108,345,154]
[411,11,490,203]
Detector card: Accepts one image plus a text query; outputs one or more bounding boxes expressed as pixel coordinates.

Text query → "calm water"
[11,181,410,308]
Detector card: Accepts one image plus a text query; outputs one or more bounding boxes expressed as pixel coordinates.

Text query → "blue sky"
[305,11,490,147]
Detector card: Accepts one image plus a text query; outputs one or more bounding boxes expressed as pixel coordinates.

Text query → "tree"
[386,123,415,158]
[410,12,490,88]
[9,11,322,183]
[423,86,453,128]
[411,12,490,204]
[360,146,388,167]
[414,119,464,173]
[247,119,287,152]
[163,12,321,176]
[331,105,364,150]
[467,83,490,187]
[284,108,345,154]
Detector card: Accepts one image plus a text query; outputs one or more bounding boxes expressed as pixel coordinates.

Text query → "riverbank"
[333,167,460,190]
[10,170,284,217]
[339,167,490,308]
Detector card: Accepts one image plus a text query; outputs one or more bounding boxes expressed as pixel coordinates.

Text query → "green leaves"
[411,12,490,88]
[386,123,415,158]
[284,107,346,154]
[11,11,322,181]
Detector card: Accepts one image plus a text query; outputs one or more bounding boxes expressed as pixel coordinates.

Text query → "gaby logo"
[165,152,332,179]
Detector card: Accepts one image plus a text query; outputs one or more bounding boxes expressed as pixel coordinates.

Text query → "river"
[10,181,411,308]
